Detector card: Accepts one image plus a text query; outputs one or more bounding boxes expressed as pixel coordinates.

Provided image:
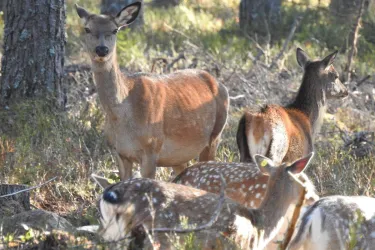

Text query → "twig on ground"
[356,75,371,87]
[166,53,186,72]
[229,95,245,100]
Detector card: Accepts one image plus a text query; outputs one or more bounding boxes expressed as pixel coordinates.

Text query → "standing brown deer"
[237,48,348,164]
[288,195,375,250]
[98,153,314,249]
[75,2,229,180]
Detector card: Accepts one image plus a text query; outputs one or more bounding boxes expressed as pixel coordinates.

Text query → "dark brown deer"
[287,195,375,250]
[98,153,314,249]
[75,2,229,180]
[237,48,348,164]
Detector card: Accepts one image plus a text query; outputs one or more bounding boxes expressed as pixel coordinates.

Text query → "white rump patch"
[247,128,272,163]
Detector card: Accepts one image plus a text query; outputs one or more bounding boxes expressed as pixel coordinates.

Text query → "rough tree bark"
[0,0,65,108]
[101,0,144,28]
[152,0,181,8]
[239,0,282,41]
[0,184,30,211]
[0,0,6,20]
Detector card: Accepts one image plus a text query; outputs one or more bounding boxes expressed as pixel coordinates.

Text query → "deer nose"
[95,46,109,57]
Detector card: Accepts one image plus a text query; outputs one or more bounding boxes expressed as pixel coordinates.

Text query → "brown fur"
[98,154,314,249]
[237,49,348,165]
[76,3,229,180]
[172,160,319,249]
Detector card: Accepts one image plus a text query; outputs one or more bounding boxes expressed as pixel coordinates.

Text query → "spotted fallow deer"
[237,48,348,164]
[75,2,229,180]
[288,195,375,250]
[173,161,319,249]
[98,153,314,249]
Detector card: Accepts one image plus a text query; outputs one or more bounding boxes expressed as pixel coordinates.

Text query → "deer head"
[75,2,141,63]
[296,48,348,99]
[253,152,314,209]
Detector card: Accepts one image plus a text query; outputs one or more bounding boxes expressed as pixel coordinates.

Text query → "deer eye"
[112,29,118,35]
[84,28,91,34]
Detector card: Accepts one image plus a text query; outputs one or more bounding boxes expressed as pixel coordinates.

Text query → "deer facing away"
[172,160,319,249]
[75,2,229,180]
[237,48,348,164]
[288,195,375,250]
[98,153,314,249]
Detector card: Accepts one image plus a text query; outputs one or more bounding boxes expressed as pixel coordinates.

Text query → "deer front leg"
[140,153,157,179]
[115,153,133,181]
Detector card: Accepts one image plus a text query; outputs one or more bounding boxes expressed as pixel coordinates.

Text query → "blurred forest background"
[0,0,374,248]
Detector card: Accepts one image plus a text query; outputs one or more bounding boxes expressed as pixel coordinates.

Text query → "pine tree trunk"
[152,0,181,8]
[0,0,66,108]
[0,184,30,211]
[239,0,282,41]
[101,0,144,28]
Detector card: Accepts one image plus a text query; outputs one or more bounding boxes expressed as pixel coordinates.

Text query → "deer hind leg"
[140,153,157,179]
[199,89,228,162]
[171,163,187,179]
[199,136,220,161]
[117,154,133,181]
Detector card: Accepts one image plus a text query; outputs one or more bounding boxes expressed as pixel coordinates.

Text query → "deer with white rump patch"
[237,48,348,164]
[287,195,375,250]
[98,153,314,249]
[75,2,229,180]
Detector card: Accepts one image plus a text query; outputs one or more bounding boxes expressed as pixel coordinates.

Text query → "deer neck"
[251,180,297,249]
[288,75,326,135]
[91,49,131,119]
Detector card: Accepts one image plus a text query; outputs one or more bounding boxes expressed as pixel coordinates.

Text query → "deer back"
[173,161,318,209]
[288,195,375,250]
[98,154,314,249]
[99,178,256,249]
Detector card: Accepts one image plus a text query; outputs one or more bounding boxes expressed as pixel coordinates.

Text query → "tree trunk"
[101,0,144,28]
[152,0,181,8]
[0,0,6,21]
[239,0,282,41]
[0,184,30,211]
[0,0,65,108]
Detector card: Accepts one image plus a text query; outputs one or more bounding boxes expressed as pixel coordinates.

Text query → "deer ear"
[321,50,338,69]
[286,152,314,175]
[75,4,92,21]
[253,155,276,176]
[115,2,142,28]
[296,48,310,68]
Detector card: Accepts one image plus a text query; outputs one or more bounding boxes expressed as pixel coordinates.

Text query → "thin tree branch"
[0,176,57,198]
[346,0,366,82]
[270,16,303,70]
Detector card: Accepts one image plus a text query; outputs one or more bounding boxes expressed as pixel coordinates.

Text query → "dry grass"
[0,0,374,248]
